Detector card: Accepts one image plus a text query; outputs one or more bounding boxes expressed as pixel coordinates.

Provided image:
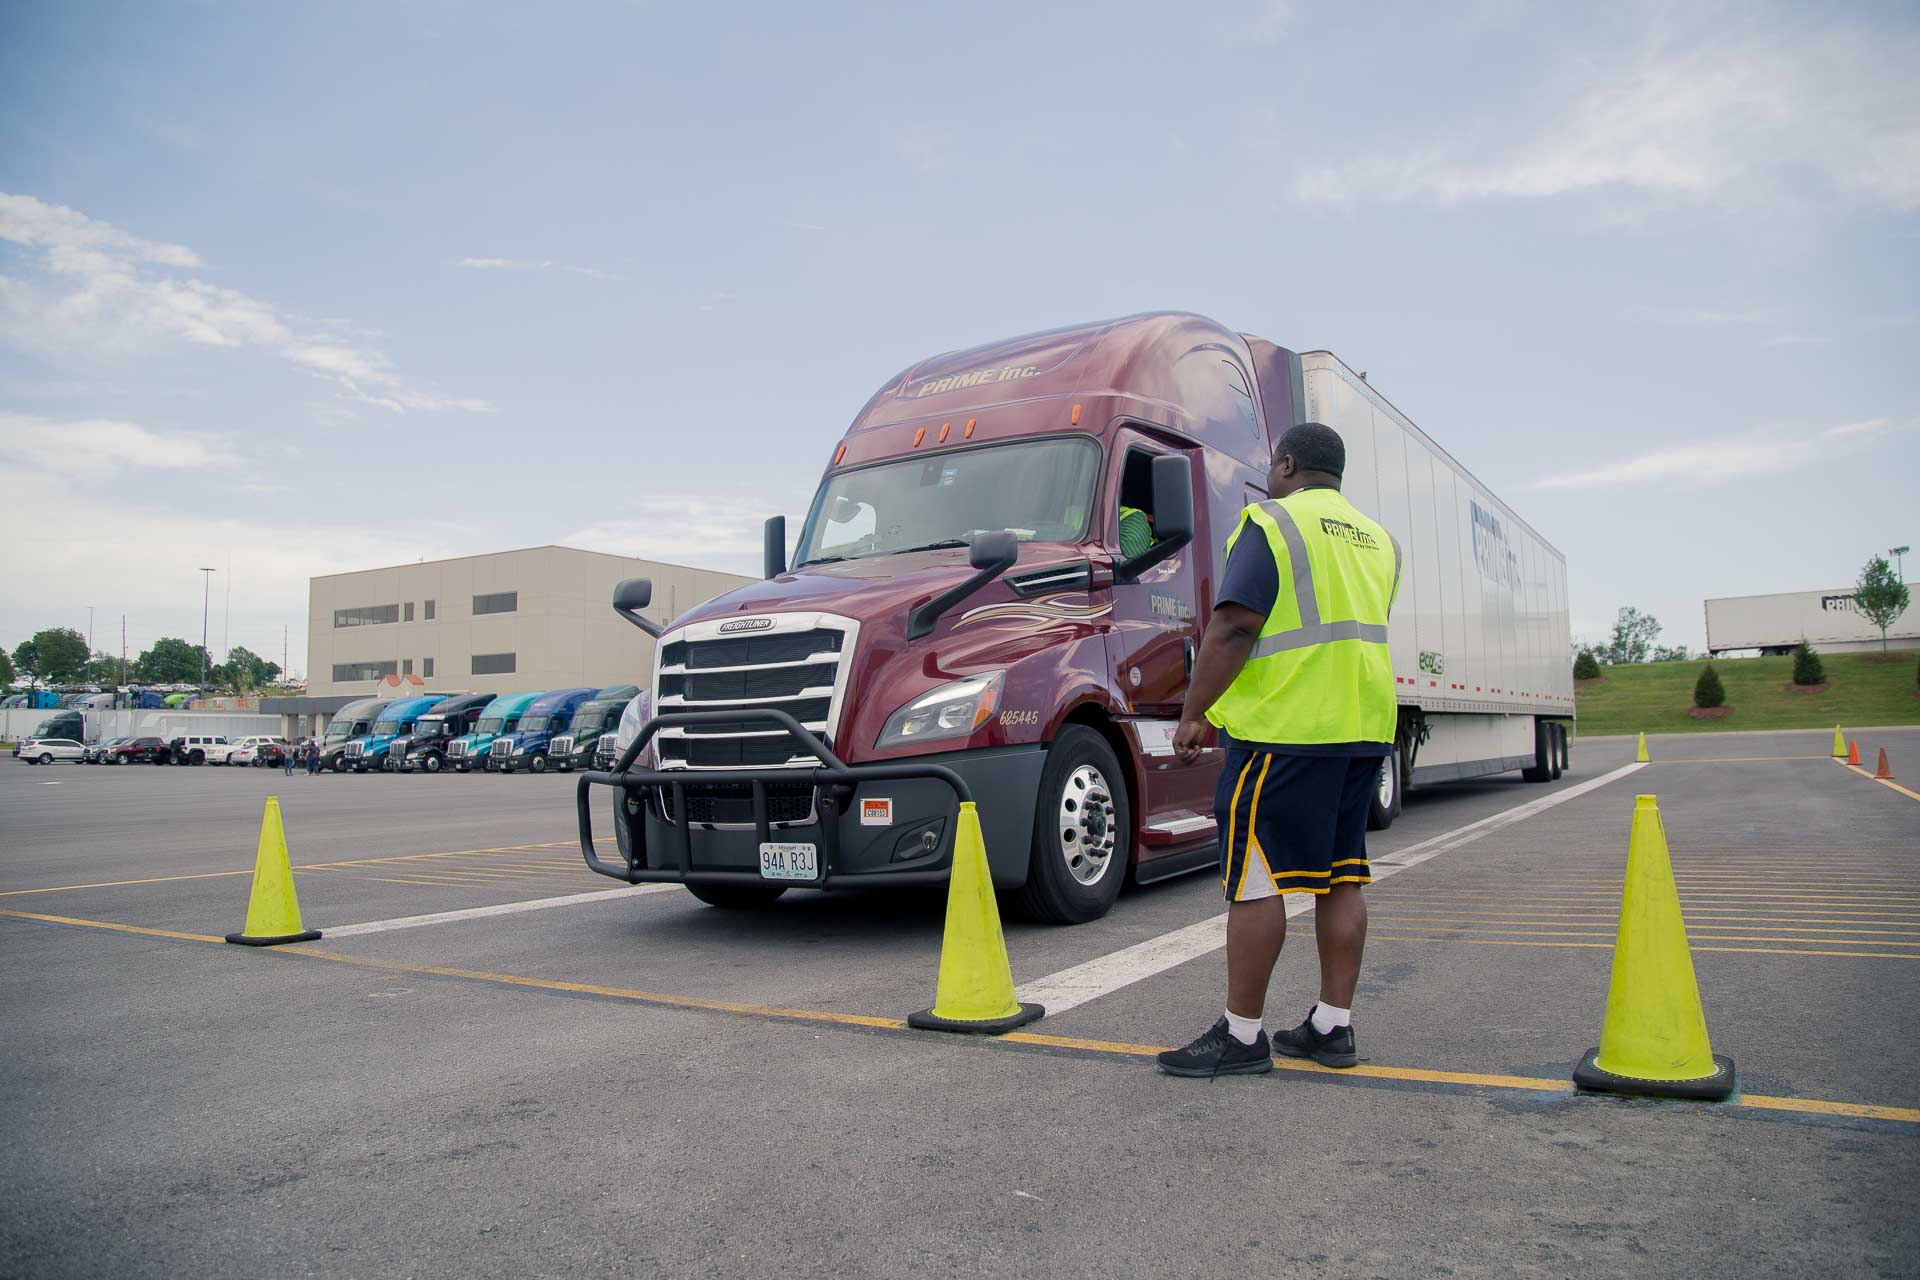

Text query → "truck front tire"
[1010,726,1129,925]
[1367,741,1406,831]
[529,752,549,774]
[685,883,788,909]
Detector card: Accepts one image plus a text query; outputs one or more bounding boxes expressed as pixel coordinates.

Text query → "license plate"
[758,842,818,881]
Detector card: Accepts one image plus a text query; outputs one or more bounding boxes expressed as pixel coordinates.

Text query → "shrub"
[1792,640,1825,686]
[1693,663,1726,709]
[1573,650,1601,680]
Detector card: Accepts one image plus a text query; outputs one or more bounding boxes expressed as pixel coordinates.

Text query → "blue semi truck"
[344,695,449,773]
[446,691,543,773]
[484,686,597,774]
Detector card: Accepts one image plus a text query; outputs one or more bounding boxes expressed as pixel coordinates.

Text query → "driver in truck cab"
[1157,422,1401,1080]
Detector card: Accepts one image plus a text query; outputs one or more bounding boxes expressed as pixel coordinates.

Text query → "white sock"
[1224,1009,1264,1046]
[1310,1002,1351,1035]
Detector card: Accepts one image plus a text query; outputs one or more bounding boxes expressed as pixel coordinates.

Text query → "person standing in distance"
[1157,421,1401,1077]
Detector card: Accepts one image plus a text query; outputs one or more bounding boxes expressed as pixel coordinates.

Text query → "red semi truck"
[578,312,1573,923]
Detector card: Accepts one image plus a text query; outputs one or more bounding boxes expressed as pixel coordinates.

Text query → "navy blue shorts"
[1216,748,1381,902]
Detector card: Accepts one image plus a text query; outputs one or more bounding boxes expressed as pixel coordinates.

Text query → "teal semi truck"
[484,687,597,774]
[395,693,495,773]
[552,685,642,772]
[320,698,385,773]
[446,691,544,773]
[344,695,450,773]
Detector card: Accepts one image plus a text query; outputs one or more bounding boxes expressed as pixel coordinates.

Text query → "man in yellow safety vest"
[1158,422,1401,1077]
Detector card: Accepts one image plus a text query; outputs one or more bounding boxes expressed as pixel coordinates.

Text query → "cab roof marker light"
[913,426,926,447]
[965,419,976,438]
[834,443,847,466]
[938,422,951,443]
[1070,403,1082,426]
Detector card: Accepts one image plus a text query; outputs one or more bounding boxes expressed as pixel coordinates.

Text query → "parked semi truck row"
[446,692,542,773]
[394,693,495,772]
[552,686,642,772]
[580,311,1573,924]
[484,687,597,774]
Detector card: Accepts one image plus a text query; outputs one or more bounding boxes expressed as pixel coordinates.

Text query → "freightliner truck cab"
[395,693,494,773]
[447,691,543,772]
[485,687,596,773]
[552,685,642,772]
[345,695,448,773]
[320,698,385,773]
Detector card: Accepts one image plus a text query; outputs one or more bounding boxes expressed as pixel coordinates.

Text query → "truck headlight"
[876,672,1004,749]
[613,691,653,764]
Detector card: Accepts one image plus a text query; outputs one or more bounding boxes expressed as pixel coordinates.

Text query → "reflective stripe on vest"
[1206,490,1400,746]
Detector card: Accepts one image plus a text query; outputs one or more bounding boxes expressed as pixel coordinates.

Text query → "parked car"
[84,737,131,763]
[160,734,228,766]
[229,736,290,767]
[208,735,283,766]
[16,737,85,764]
[108,736,168,765]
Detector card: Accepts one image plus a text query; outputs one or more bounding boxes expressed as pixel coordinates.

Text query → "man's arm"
[1172,602,1266,763]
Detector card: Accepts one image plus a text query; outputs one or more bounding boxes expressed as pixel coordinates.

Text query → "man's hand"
[1173,718,1211,764]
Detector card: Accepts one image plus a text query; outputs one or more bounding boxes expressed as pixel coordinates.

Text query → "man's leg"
[1312,883,1367,1009]
[1226,896,1288,1018]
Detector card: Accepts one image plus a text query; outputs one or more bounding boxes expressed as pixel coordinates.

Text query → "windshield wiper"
[794,554,851,567]
[890,539,971,555]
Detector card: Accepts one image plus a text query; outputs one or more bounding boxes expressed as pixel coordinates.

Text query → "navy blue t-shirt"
[1212,508,1391,759]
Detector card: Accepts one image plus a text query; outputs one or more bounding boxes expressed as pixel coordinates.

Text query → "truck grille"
[489,738,511,758]
[654,616,856,772]
[594,733,617,769]
[659,782,816,826]
[345,741,364,759]
[551,735,574,757]
[448,740,468,759]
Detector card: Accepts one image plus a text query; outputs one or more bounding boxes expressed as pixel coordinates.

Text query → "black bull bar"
[575,708,972,888]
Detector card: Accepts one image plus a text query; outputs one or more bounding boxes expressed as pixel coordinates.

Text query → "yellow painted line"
[8,907,1917,1125]
[0,909,222,943]
[1835,758,1920,802]
[0,869,251,897]
[1650,755,1831,763]
[1368,913,1920,938]
[1371,933,1920,960]
[1383,896,1920,915]
[1360,905,1920,927]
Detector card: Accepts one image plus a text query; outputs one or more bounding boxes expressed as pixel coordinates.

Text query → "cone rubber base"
[224,929,321,947]
[908,1002,1044,1035]
[1573,1047,1735,1101]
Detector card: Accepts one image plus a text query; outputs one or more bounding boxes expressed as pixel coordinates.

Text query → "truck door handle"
[1184,638,1197,679]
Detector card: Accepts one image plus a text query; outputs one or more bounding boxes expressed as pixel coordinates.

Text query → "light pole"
[1893,545,1910,582]
[199,567,216,697]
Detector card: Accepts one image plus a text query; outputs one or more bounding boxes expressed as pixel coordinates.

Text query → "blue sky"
[2,0,1915,676]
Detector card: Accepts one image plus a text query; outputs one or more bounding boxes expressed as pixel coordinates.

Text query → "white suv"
[208,734,282,765]
[17,738,85,765]
[164,734,228,765]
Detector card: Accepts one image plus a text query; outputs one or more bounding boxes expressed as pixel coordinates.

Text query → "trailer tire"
[1522,721,1554,783]
[1558,726,1571,776]
[1367,740,1406,831]
[1010,726,1129,925]
[685,882,788,910]
[1549,724,1565,779]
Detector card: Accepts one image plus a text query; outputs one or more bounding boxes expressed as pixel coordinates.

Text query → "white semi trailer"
[1302,352,1574,795]
[1706,586,1919,655]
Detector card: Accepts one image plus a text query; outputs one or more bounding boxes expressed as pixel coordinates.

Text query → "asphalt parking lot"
[4,728,1918,1278]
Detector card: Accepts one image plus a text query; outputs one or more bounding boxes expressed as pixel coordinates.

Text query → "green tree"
[1652,644,1690,662]
[1693,662,1726,709]
[80,650,124,685]
[0,646,13,687]
[1854,555,1911,653]
[13,627,89,686]
[1573,650,1601,679]
[215,646,281,691]
[1603,607,1662,664]
[1792,640,1826,686]
[135,637,211,684]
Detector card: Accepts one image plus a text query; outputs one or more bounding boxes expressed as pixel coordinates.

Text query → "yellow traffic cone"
[224,797,321,946]
[1635,732,1649,763]
[1573,795,1734,1100]
[1832,725,1847,759]
[908,801,1043,1034]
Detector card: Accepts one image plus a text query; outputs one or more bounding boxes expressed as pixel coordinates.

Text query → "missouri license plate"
[758,842,818,881]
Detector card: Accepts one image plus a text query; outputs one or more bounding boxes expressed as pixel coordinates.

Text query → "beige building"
[307,546,752,697]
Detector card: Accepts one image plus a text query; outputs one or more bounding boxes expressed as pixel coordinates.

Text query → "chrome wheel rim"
[1057,762,1117,887]
[1377,751,1397,810]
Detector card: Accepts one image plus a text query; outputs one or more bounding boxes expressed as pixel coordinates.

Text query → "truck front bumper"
[576,710,1045,891]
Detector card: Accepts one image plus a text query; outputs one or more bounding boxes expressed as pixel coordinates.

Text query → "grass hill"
[1574,649,1919,736]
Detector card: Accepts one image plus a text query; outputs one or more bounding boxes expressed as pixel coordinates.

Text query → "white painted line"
[323,883,679,938]
[1017,761,1647,1016]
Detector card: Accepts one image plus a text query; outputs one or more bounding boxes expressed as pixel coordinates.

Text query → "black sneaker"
[1271,1011,1359,1068]
[1156,1017,1273,1078]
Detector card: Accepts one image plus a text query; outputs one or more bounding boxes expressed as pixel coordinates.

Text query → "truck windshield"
[518,715,549,733]
[794,437,1099,566]
[415,719,448,738]
[573,705,614,734]
[475,718,504,735]
[372,719,402,736]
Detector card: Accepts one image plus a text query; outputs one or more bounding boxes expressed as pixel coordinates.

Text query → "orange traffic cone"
[1847,739,1861,766]
[1874,748,1895,781]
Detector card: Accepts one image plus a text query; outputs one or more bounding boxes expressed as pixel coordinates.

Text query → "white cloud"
[1758,334,1828,347]
[1249,0,1295,44]
[563,491,815,578]
[0,412,238,475]
[1627,305,1778,329]
[1291,25,1920,212]
[1530,419,1893,490]
[453,256,616,280]
[0,193,490,412]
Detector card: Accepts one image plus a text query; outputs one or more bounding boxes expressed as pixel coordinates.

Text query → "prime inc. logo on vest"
[1318,516,1380,550]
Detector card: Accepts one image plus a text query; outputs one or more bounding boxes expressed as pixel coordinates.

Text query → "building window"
[473,591,518,616]
[404,602,415,623]
[425,599,436,620]
[333,660,398,682]
[471,652,516,675]
[423,657,435,678]
[403,659,413,675]
[334,604,400,628]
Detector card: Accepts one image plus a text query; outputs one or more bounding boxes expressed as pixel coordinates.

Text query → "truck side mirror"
[1116,454,1195,583]
[612,577,663,638]
[907,531,1020,640]
[764,515,787,579]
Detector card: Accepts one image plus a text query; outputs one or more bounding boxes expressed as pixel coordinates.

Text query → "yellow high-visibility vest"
[1205,488,1401,745]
